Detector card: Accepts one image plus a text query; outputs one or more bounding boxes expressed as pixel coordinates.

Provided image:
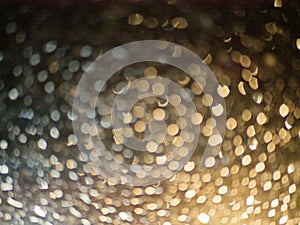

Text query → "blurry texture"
[0,1,300,225]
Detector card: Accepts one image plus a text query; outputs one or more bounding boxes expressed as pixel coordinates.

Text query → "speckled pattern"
[0,1,300,225]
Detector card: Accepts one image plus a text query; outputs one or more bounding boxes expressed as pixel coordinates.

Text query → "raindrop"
[80,45,93,58]
[0,140,8,150]
[5,21,17,34]
[37,70,48,82]
[68,60,80,72]
[50,127,60,139]
[13,65,22,77]
[44,81,55,94]
[44,40,58,53]
[37,138,47,150]
[29,53,41,66]
[50,110,60,122]
[8,88,18,100]
[23,46,33,58]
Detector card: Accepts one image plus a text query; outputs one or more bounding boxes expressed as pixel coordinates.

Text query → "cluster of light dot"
[0,1,300,225]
